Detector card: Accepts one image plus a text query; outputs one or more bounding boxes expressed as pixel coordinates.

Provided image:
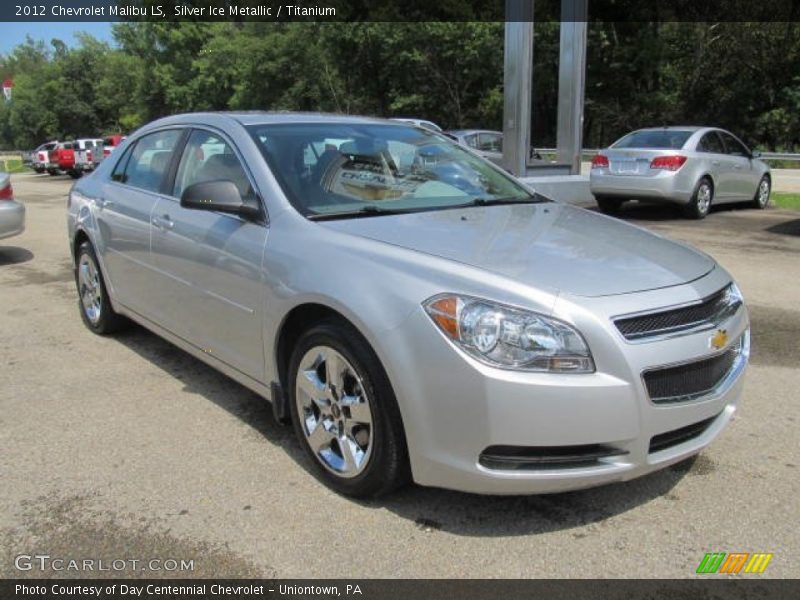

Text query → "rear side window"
[613,130,693,149]
[697,132,725,154]
[113,129,182,192]
[477,133,503,152]
[111,144,135,182]
[463,134,479,149]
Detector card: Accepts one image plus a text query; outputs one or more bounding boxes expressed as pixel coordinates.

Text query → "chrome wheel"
[757,178,770,208]
[294,346,374,478]
[78,254,102,324]
[696,182,712,215]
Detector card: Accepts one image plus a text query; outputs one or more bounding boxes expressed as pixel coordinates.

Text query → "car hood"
[320,202,715,297]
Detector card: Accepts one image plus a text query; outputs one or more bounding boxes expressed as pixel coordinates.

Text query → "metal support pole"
[502,0,534,177]
[556,0,588,174]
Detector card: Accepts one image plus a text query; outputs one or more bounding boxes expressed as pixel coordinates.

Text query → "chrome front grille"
[643,335,746,404]
[615,285,740,341]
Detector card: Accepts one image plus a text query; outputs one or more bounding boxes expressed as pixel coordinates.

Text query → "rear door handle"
[711,161,720,166]
[152,215,174,231]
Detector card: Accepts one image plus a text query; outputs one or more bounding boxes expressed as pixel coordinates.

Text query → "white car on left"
[0,172,25,240]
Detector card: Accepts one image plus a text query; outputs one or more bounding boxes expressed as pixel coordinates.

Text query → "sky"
[0,22,115,56]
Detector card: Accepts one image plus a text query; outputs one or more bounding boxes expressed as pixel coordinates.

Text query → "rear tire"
[684,178,713,219]
[596,196,624,215]
[75,241,129,335]
[288,319,410,498]
[752,175,770,209]
[68,170,82,179]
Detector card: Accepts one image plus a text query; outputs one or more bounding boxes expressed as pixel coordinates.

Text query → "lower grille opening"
[649,413,719,454]
[479,444,627,471]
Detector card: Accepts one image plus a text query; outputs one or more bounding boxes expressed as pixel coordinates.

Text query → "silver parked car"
[590,126,771,219]
[67,113,749,497]
[0,172,25,240]
[389,118,443,132]
[447,129,504,165]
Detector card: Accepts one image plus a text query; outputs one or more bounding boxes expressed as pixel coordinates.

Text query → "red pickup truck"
[47,139,103,178]
[103,134,126,157]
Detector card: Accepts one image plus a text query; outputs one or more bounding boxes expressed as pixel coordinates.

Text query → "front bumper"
[0,200,25,240]
[381,268,748,494]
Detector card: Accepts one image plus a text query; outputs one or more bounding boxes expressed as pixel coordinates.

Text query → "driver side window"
[173,130,255,202]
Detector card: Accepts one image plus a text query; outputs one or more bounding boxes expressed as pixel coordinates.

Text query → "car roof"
[144,111,403,129]
[448,129,502,136]
[633,126,707,133]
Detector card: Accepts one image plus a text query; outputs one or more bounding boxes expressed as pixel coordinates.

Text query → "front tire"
[684,178,713,219]
[288,320,410,498]
[75,241,128,334]
[752,176,770,209]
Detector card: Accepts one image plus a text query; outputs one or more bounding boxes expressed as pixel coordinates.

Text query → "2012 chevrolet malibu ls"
[66,113,750,497]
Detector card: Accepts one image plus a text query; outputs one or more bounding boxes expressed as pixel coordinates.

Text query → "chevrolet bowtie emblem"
[710,329,728,350]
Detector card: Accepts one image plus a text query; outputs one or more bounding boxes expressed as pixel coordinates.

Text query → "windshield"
[247,123,532,218]
[613,130,693,149]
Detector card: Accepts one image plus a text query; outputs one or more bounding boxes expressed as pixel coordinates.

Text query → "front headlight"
[423,294,594,373]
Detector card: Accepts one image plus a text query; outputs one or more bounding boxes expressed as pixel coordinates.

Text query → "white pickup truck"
[28,141,59,173]
[72,138,104,177]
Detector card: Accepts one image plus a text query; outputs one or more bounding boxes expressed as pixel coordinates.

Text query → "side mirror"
[180,180,261,220]
[751,150,762,159]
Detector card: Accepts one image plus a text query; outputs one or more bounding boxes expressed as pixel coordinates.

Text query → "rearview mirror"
[751,150,762,159]
[180,180,261,220]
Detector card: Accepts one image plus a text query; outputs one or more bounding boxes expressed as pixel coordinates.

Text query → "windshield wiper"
[307,194,552,221]
[466,194,551,207]
[307,205,415,221]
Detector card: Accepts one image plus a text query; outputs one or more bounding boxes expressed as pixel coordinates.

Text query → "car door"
[695,131,735,200]
[95,129,184,317]
[149,128,268,381]
[719,131,758,200]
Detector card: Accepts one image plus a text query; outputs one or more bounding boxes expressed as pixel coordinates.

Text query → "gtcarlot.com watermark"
[14,554,194,573]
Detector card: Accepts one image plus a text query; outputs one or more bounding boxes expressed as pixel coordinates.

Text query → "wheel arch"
[72,228,91,264]
[699,173,715,191]
[275,302,351,393]
[272,300,410,444]
[72,227,119,306]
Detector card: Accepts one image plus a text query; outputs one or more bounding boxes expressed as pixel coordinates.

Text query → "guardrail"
[537,148,800,162]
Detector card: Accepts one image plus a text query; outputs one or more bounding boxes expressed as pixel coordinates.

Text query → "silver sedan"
[590,126,771,219]
[66,113,749,497]
[0,172,25,241]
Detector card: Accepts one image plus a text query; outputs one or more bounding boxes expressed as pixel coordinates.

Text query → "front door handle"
[733,165,742,170]
[96,198,114,209]
[711,161,720,166]
[152,215,174,231]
